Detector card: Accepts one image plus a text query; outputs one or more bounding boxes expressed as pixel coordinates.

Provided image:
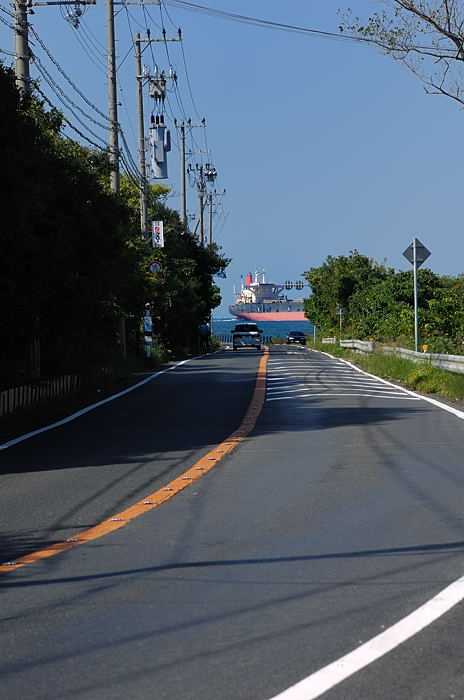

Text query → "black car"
[286,331,306,345]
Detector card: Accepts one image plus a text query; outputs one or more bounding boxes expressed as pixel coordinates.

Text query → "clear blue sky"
[1,1,462,316]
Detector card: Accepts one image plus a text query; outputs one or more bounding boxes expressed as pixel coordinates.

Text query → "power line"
[29,27,111,123]
[162,1,363,40]
[68,21,107,74]
[32,53,110,133]
[0,12,14,29]
[162,0,461,55]
[160,1,202,121]
[79,17,107,55]
[30,23,144,185]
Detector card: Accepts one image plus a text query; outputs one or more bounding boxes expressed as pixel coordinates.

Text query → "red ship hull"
[232,311,307,322]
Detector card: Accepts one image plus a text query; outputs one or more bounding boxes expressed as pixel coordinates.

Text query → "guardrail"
[340,339,375,354]
[340,339,464,375]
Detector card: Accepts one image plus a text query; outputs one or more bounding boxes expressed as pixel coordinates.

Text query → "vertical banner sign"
[152,220,164,248]
[144,314,153,350]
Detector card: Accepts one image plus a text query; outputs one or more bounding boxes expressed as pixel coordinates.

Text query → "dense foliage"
[0,65,228,387]
[304,251,464,352]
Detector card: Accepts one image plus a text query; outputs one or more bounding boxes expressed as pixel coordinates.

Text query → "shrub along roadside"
[311,341,464,402]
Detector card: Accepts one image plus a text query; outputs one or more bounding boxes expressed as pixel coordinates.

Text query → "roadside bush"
[405,364,442,394]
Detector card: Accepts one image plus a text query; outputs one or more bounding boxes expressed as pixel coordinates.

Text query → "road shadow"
[4,538,464,589]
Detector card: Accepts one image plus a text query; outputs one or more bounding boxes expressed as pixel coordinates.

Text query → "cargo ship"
[229,270,307,322]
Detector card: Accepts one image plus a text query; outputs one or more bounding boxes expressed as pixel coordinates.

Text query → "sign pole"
[402,237,431,354]
[413,238,419,352]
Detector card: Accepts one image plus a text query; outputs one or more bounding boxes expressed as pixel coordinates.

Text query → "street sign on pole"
[402,237,431,351]
[402,238,431,268]
[147,260,163,275]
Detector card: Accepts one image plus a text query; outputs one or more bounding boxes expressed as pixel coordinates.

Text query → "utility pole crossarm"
[31,1,96,6]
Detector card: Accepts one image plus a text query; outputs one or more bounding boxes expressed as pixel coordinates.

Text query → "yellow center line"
[1,347,269,575]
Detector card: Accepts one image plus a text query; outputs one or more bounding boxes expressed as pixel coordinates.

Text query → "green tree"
[0,65,148,383]
[422,275,464,348]
[303,251,390,335]
[349,268,448,340]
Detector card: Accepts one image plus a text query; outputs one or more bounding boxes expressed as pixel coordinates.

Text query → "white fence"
[340,340,464,375]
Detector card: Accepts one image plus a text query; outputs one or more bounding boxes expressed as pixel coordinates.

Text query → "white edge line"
[269,573,464,699]
[0,358,192,452]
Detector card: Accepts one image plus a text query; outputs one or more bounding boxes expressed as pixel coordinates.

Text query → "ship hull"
[229,275,308,322]
[231,310,307,322]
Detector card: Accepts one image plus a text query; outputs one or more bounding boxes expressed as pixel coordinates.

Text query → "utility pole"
[106,0,119,194]
[187,161,217,245]
[198,165,205,245]
[203,164,217,245]
[105,0,124,355]
[180,121,187,229]
[134,31,179,238]
[208,193,213,245]
[135,33,148,240]
[176,118,206,234]
[207,189,226,245]
[13,0,30,96]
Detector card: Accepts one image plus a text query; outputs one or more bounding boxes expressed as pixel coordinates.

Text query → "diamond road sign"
[402,238,431,268]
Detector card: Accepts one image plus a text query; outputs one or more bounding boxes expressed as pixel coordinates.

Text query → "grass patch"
[310,340,464,402]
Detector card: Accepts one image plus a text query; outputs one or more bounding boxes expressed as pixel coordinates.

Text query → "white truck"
[232,323,263,351]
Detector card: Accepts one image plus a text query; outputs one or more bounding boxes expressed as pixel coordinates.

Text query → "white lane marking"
[268,378,393,386]
[266,393,420,402]
[267,387,411,397]
[267,380,413,390]
[268,361,310,365]
[267,377,309,382]
[268,368,309,372]
[267,385,308,393]
[0,359,192,452]
[269,573,464,699]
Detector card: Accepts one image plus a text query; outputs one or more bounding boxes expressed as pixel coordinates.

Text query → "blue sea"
[212,317,314,340]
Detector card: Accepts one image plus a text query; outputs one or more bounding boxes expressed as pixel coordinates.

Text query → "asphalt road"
[2,345,464,699]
